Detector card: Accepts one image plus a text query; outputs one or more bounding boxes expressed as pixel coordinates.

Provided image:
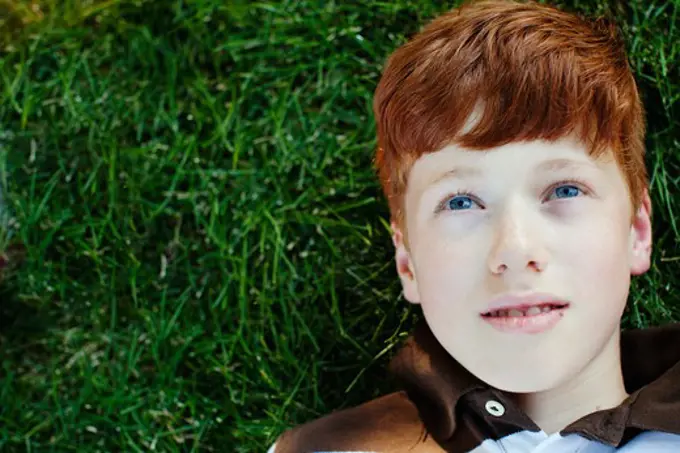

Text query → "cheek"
[558,213,632,310]
[564,223,628,267]
[411,228,485,307]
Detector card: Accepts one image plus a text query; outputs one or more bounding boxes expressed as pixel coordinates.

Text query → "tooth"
[508,309,523,317]
[541,305,552,313]
[526,306,542,316]
[498,310,509,317]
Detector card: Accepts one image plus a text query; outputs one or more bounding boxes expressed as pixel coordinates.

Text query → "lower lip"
[481,307,567,334]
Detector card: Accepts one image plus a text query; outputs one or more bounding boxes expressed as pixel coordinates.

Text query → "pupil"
[450,197,472,209]
[557,186,578,198]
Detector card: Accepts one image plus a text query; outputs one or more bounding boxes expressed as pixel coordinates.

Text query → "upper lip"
[481,292,570,315]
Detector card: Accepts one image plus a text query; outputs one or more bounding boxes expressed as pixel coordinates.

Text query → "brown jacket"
[270,320,680,452]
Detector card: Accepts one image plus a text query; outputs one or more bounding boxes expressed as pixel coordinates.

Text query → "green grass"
[0,0,679,451]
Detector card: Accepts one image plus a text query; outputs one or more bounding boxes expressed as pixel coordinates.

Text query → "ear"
[629,189,652,276]
[391,221,421,304]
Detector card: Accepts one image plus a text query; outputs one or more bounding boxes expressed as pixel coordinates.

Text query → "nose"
[487,203,547,275]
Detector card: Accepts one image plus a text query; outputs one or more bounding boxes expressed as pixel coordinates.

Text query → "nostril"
[528,260,544,272]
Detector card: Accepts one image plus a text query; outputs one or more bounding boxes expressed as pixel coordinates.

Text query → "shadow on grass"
[0,284,54,360]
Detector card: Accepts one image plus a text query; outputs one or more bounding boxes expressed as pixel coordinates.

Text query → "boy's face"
[392,133,652,392]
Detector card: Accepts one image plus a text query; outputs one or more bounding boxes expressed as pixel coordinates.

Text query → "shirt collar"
[388,319,680,447]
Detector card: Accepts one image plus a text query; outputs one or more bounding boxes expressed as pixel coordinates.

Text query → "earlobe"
[391,221,421,304]
[630,190,652,276]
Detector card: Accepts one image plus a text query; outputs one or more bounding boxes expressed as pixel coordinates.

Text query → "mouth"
[480,293,571,334]
[481,302,570,318]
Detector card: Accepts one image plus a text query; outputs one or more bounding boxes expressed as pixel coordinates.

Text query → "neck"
[510,329,628,434]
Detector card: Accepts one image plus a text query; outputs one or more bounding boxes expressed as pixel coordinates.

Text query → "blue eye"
[446,195,479,211]
[550,184,582,200]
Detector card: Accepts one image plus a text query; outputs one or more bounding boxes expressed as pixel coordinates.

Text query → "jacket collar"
[389,319,680,447]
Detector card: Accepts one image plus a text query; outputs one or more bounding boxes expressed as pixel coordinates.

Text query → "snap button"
[485,400,505,417]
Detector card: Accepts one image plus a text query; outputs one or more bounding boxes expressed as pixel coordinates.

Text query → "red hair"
[373,0,646,232]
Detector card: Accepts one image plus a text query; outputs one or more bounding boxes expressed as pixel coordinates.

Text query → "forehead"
[407,134,617,190]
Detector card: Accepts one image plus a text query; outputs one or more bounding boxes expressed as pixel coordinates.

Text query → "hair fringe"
[373,0,646,229]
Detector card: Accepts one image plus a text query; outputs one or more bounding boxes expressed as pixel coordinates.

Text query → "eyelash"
[436,188,481,212]
[436,178,592,212]
[544,178,591,199]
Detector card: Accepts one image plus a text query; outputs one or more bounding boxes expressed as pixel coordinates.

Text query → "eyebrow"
[428,166,482,187]
[535,158,594,173]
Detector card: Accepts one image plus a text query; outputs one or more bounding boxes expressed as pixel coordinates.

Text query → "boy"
[269,0,680,451]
